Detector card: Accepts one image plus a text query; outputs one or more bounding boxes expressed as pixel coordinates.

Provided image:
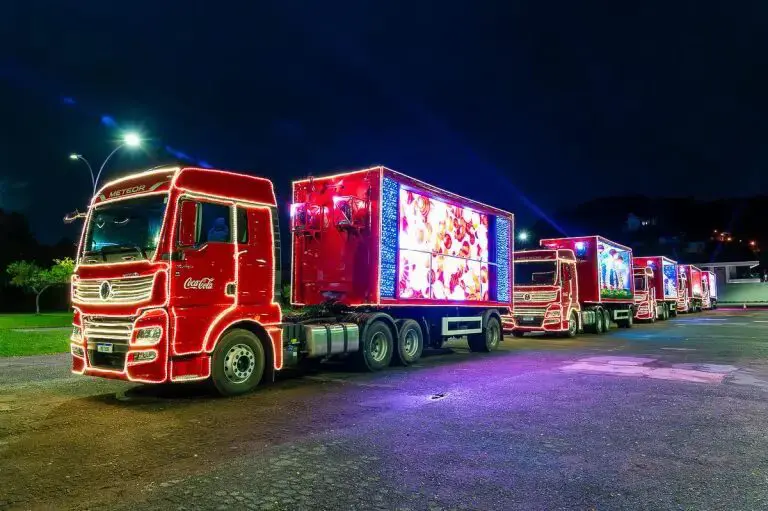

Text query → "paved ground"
[3,310,768,510]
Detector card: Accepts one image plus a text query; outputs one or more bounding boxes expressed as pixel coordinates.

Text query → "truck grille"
[513,306,547,316]
[84,316,133,370]
[73,275,154,304]
[84,316,133,343]
[514,291,557,302]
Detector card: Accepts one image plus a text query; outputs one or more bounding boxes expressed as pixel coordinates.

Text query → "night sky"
[2,1,767,243]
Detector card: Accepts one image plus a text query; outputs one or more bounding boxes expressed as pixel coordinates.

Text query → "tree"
[6,258,75,314]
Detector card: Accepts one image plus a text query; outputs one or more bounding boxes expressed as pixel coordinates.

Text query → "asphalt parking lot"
[2,310,768,510]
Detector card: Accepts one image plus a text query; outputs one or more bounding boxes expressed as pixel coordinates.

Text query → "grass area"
[0,329,70,357]
[0,312,72,330]
[0,312,72,357]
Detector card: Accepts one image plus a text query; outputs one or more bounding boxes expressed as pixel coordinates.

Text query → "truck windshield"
[514,260,557,285]
[634,276,646,290]
[82,194,168,263]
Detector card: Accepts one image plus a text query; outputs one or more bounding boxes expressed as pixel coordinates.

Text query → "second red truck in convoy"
[511,236,636,337]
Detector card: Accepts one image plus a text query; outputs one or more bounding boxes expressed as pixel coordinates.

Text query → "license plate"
[96,343,113,353]
[523,316,534,322]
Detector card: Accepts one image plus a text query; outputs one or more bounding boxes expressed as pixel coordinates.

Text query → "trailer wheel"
[620,312,634,328]
[602,309,612,331]
[210,328,265,396]
[593,310,604,334]
[468,316,501,352]
[356,321,394,371]
[669,305,678,318]
[663,304,670,320]
[393,319,423,366]
[564,311,578,338]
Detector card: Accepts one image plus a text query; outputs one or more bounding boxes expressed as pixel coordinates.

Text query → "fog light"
[71,326,82,342]
[71,344,85,358]
[135,327,162,345]
[132,351,157,363]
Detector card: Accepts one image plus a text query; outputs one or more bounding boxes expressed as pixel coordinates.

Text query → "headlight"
[71,326,83,342]
[71,344,85,358]
[545,309,561,318]
[135,327,162,345]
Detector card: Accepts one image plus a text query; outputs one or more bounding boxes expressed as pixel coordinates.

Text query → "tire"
[355,320,394,371]
[393,319,423,366]
[669,305,678,318]
[563,311,578,338]
[211,328,266,396]
[512,330,526,338]
[623,311,634,328]
[468,316,501,352]
[602,309,612,331]
[594,310,604,334]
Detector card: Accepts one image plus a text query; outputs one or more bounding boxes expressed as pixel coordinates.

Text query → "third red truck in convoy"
[632,256,679,321]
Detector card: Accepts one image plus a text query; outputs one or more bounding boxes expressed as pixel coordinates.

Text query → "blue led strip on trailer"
[495,216,511,302]
[379,177,399,299]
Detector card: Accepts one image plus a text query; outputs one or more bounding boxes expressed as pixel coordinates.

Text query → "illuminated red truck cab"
[512,236,636,338]
[71,165,514,396]
[701,270,718,309]
[632,256,679,321]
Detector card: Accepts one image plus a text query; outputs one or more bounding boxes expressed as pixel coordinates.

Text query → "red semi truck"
[678,264,703,313]
[70,166,514,395]
[632,256,679,321]
[510,236,635,337]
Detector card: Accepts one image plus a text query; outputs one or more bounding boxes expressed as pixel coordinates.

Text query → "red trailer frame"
[291,167,514,309]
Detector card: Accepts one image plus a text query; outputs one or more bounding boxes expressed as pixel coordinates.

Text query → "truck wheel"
[594,310,604,334]
[211,328,265,396]
[602,309,612,331]
[356,321,394,371]
[663,304,670,320]
[564,311,578,338]
[468,316,501,352]
[621,312,634,328]
[669,306,678,318]
[394,319,423,366]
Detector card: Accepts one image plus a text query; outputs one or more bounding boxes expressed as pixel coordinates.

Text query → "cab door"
[235,206,276,306]
[172,198,236,354]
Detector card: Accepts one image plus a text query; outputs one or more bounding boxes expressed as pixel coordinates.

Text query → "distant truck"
[677,264,704,312]
[632,256,679,321]
[701,270,718,310]
[511,236,635,337]
[70,166,514,395]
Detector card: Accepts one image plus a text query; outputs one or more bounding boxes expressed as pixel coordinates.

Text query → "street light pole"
[65,132,142,223]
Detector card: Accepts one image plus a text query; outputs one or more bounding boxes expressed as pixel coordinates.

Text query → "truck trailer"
[678,264,703,313]
[701,270,718,309]
[511,236,635,337]
[69,166,514,395]
[632,256,679,321]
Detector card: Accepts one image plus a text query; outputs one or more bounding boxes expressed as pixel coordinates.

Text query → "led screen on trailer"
[662,260,678,299]
[597,240,632,300]
[397,188,490,301]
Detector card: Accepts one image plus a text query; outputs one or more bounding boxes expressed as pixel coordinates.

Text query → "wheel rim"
[223,343,257,384]
[402,329,420,358]
[487,323,500,348]
[369,332,388,363]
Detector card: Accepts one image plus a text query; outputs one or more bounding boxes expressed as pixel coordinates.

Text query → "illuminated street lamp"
[65,132,142,223]
[518,230,529,243]
[68,132,142,196]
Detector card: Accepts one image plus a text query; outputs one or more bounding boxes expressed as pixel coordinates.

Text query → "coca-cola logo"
[184,277,214,290]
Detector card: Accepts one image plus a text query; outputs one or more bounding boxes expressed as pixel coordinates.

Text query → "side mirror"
[178,200,199,247]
